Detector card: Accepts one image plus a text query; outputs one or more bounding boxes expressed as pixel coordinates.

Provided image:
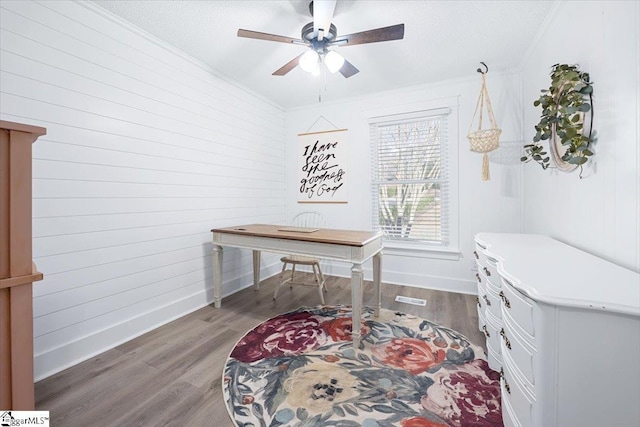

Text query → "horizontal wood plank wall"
[0,0,286,380]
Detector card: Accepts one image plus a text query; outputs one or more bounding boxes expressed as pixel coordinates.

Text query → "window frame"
[367,100,460,259]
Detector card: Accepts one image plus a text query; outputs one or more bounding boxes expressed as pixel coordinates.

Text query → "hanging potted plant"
[521,63,594,178]
[467,62,502,181]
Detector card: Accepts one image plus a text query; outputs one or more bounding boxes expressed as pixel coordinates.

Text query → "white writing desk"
[211,224,383,348]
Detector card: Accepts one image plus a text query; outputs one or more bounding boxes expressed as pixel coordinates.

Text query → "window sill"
[382,242,461,260]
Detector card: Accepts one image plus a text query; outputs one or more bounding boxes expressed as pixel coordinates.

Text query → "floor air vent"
[394,295,426,306]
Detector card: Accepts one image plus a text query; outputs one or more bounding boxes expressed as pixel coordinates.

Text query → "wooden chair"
[273,212,328,304]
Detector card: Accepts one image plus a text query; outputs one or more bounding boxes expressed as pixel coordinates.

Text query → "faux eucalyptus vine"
[521,64,594,177]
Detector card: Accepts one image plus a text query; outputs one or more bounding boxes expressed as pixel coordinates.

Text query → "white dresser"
[474,233,640,427]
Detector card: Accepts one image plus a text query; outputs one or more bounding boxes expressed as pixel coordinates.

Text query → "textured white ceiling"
[90,0,555,109]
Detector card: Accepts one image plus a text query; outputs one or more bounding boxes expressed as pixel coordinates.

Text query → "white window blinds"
[370,109,450,246]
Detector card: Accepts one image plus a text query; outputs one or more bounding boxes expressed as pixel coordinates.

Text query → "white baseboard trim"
[34,261,281,381]
[318,261,476,295]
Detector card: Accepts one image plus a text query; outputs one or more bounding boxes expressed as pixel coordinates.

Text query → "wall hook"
[476,62,488,74]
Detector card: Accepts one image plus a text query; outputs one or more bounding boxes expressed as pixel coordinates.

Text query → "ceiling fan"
[237,0,405,78]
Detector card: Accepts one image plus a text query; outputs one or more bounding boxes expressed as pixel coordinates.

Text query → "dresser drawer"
[500,320,535,395]
[502,384,523,427]
[485,309,503,358]
[501,356,534,427]
[484,303,503,371]
[477,281,486,311]
[483,256,500,282]
[500,277,535,337]
[475,262,488,288]
[473,242,485,264]
[485,278,502,320]
[474,241,500,279]
[477,277,492,313]
[487,341,502,372]
[477,301,485,332]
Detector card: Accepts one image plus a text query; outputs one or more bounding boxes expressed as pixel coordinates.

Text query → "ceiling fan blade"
[331,24,405,46]
[312,0,337,41]
[237,29,302,45]
[273,53,306,76]
[339,59,359,78]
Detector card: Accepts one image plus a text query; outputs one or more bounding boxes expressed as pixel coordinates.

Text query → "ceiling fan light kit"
[324,50,345,73]
[237,0,404,79]
[299,50,320,73]
[299,49,345,75]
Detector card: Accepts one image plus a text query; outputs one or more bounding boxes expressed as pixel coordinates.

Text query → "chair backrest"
[291,211,327,229]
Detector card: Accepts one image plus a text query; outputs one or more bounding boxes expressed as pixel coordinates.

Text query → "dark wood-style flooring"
[35,274,484,426]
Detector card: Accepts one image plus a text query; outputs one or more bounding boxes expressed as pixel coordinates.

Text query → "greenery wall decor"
[521,63,594,177]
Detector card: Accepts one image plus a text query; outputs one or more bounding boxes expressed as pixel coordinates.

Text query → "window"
[370,109,451,248]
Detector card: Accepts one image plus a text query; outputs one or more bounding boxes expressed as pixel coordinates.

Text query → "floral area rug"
[223,305,502,427]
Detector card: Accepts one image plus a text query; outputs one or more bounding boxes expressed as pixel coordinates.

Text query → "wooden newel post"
[0,120,46,410]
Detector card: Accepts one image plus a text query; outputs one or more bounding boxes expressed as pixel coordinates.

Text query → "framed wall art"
[297,128,348,203]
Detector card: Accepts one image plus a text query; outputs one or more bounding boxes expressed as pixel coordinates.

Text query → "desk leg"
[373,251,382,318]
[351,263,363,349]
[212,244,223,308]
[253,250,261,290]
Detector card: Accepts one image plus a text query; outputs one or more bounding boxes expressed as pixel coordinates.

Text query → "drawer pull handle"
[482,325,490,337]
[476,273,481,283]
[499,291,511,308]
[483,267,491,276]
[473,250,479,259]
[483,294,491,306]
[476,296,481,308]
[499,368,504,378]
[500,328,512,350]
[503,378,511,394]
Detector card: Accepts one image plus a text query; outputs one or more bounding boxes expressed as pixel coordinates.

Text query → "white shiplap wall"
[0,0,286,380]
[521,1,639,272]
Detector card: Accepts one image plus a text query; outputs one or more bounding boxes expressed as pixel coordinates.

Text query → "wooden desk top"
[211,224,382,247]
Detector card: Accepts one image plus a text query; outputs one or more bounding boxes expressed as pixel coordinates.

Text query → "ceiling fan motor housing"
[302,22,337,52]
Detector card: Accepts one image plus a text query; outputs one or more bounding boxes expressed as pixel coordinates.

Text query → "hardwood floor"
[35,274,484,426]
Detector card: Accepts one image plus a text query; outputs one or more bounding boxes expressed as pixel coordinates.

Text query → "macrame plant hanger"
[468,62,501,180]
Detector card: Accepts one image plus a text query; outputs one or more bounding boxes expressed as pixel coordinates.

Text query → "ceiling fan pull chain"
[324,65,328,92]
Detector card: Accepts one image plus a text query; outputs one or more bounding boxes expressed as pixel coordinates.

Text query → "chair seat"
[274,212,328,304]
[280,255,319,265]
[275,255,326,304]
